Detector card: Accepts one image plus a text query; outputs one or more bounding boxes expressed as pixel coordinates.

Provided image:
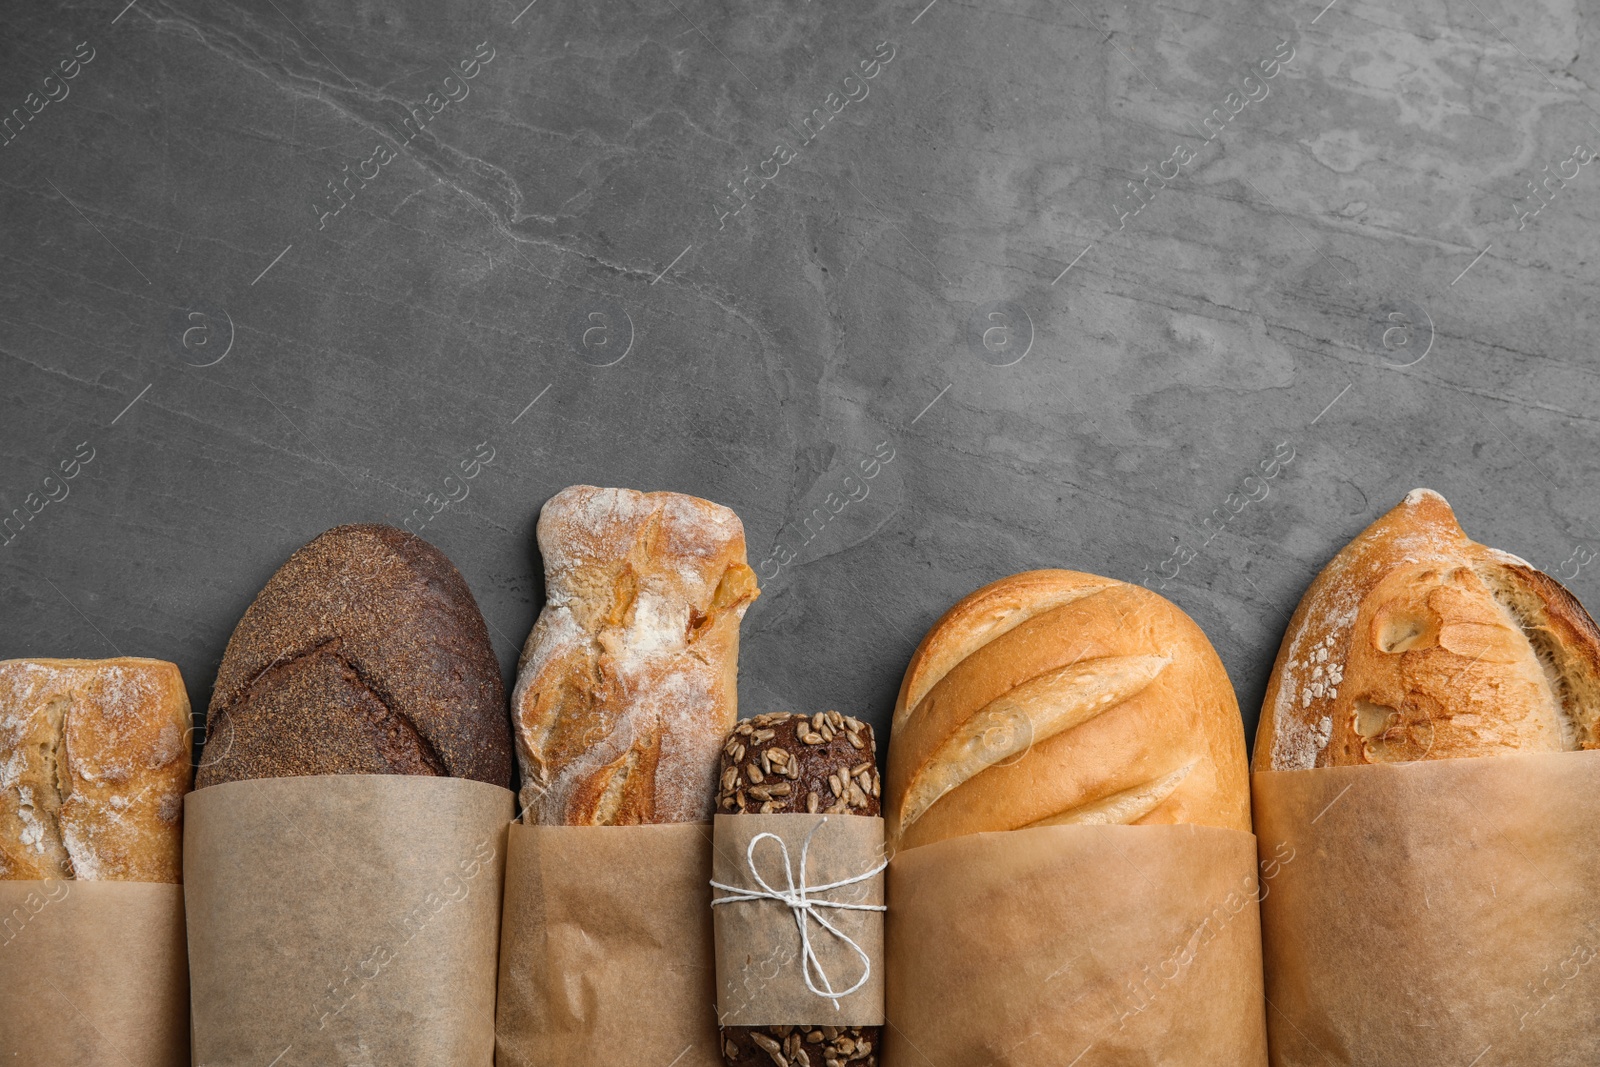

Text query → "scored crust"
[0,658,192,883]
[198,524,510,788]
[892,570,1116,735]
[1255,489,1600,770]
[886,570,1251,852]
[513,486,760,824]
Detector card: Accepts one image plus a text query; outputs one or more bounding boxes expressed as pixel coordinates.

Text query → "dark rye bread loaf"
[197,524,511,788]
[716,711,881,1067]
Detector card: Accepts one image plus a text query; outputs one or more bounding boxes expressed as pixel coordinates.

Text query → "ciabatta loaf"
[513,485,760,824]
[0,658,192,883]
[886,570,1250,852]
[1255,488,1600,770]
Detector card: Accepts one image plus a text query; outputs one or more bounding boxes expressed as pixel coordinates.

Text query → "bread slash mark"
[1475,557,1600,750]
[897,582,1115,723]
[898,653,1172,833]
[1024,761,1197,828]
[333,651,447,776]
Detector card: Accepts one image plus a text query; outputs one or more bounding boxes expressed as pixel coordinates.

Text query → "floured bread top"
[513,485,760,824]
[1256,489,1600,770]
[0,658,192,883]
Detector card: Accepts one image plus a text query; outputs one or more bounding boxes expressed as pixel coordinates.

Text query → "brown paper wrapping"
[1254,750,1600,1067]
[885,824,1268,1067]
[712,813,885,1026]
[495,822,722,1067]
[0,879,188,1065]
[184,775,513,1067]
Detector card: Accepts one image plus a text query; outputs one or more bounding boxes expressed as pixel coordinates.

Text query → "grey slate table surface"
[3,0,1598,756]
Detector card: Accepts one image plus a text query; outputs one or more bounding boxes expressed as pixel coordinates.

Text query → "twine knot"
[711,818,887,1009]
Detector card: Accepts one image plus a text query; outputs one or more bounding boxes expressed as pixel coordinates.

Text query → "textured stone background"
[3,0,1599,758]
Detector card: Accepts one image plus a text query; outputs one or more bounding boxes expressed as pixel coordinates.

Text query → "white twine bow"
[710,817,887,1010]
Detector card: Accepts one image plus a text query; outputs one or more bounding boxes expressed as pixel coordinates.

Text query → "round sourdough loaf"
[885,570,1250,852]
[1255,488,1600,771]
[197,523,510,788]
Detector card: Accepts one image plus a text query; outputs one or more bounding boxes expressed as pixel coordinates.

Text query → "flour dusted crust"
[0,658,192,883]
[1255,489,1600,770]
[885,570,1251,852]
[514,485,760,824]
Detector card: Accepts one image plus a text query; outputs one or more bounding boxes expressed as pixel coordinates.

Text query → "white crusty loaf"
[0,658,192,883]
[886,570,1251,852]
[512,485,760,824]
[1256,488,1600,770]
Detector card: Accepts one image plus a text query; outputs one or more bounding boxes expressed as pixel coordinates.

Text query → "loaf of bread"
[1255,488,1600,770]
[885,570,1250,852]
[0,658,192,883]
[197,523,510,787]
[716,710,881,1067]
[513,485,759,824]
[717,710,880,817]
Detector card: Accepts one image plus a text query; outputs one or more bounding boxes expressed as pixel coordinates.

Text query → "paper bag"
[0,879,188,1065]
[712,813,885,1026]
[1254,751,1600,1067]
[885,824,1268,1067]
[184,774,513,1067]
[495,822,722,1067]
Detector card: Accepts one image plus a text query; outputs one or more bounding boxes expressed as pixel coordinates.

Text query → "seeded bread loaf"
[716,711,880,818]
[716,711,881,1067]
[0,657,192,883]
[1255,488,1600,769]
[197,523,510,787]
[886,570,1251,852]
[513,485,760,824]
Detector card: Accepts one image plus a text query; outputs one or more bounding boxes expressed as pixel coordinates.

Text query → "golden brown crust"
[1254,489,1600,770]
[892,570,1115,736]
[886,570,1251,852]
[197,524,511,788]
[513,486,759,824]
[0,658,192,883]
